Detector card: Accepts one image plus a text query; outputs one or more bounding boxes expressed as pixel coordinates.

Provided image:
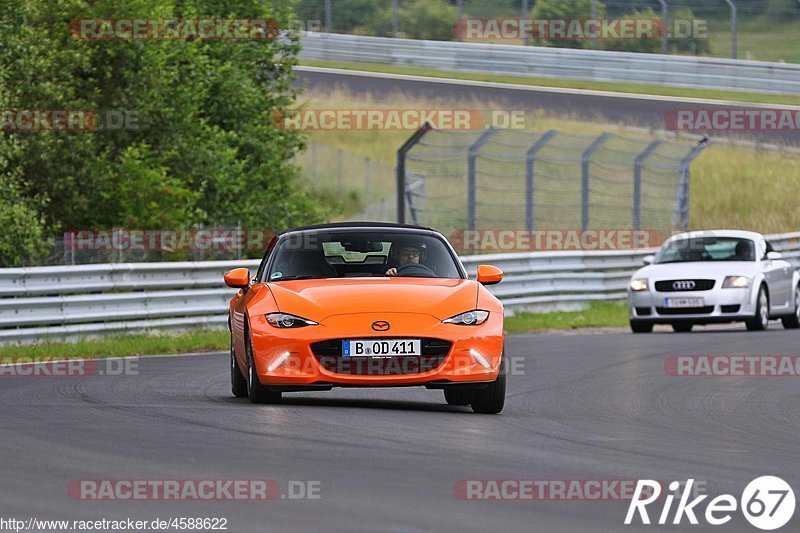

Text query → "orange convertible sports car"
[225,222,506,413]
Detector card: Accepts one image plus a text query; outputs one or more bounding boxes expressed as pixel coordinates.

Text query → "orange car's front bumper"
[248,311,503,387]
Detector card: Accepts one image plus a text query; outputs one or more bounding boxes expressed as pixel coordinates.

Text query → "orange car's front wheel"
[245,324,282,404]
[231,333,247,398]
[470,355,506,414]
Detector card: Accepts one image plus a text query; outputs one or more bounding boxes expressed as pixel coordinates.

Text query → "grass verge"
[298,59,800,107]
[0,330,229,359]
[0,310,630,359]
[297,88,800,235]
[504,301,629,333]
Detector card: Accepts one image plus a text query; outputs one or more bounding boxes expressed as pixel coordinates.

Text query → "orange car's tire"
[443,389,472,406]
[470,356,506,414]
[246,326,282,404]
[231,334,247,398]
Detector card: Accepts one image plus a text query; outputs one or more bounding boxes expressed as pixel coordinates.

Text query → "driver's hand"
[385,267,397,276]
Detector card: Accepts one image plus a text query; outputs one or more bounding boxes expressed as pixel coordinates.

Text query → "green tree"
[0,0,321,254]
[399,0,458,41]
[667,8,711,55]
[0,141,49,266]
[529,0,606,49]
[601,7,660,54]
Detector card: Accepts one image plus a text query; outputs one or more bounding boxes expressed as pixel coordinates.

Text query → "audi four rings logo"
[371,321,391,331]
[673,280,696,290]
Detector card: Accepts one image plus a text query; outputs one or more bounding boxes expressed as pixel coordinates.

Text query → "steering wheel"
[395,263,436,277]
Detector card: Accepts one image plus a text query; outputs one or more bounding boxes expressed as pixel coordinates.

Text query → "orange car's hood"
[267,277,478,321]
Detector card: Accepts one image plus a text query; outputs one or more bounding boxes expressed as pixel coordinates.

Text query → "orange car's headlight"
[265,313,318,328]
[442,310,489,326]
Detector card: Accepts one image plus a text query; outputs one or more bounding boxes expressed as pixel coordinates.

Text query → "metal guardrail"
[299,33,800,95]
[1,234,799,344]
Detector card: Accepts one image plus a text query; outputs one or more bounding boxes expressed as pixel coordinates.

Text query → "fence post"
[723,0,737,59]
[236,220,242,261]
[336,148,343,196]
[396,123,432,224]
[632,140,663,231]
[311,141,318,183]
[657,0,668,53]
[581,133,611,231]
[324,0,332,32]
[467,127,500,232]
[673,137,710,231]
[364,157,371,203]
[69,232,75,265]
[524,130,557,232]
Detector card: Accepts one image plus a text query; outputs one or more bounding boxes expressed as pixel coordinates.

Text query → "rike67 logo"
[625,477,795,530]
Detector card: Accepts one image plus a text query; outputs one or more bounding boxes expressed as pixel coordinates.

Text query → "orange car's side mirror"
[224,268,251,289]
[477,265,503,285]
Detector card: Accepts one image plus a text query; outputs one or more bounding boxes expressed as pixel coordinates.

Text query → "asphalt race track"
[2,328,798,532]
[295,67,800,147]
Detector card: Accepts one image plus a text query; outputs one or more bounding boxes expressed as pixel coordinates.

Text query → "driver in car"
[385,243,424,276]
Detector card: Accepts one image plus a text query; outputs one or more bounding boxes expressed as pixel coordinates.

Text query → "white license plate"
[664,297,704,308]
[342,339,421,357]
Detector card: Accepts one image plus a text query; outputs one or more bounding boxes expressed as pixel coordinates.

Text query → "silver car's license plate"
[342,339,421,357]
[664,297,704,308]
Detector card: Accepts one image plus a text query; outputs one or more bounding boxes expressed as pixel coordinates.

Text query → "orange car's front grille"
[310,338,451,375]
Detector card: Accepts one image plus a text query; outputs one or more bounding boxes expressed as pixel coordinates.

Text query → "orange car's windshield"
[265,231,462,281]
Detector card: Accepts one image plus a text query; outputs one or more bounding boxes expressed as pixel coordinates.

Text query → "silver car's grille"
[655,279,715,292]
[656,306,714,315]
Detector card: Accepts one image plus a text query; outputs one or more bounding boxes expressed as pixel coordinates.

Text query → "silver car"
[628,230,800,333]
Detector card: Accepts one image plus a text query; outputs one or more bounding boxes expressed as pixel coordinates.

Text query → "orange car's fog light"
[469,349,491,369]
[267,351,291,372]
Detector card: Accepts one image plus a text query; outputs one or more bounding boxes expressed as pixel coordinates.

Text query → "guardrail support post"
[581,133,611,232]
[396,123,432,224]
[525,130,557,232]
[467,127,500,232]
[673,136,710,231]
[632,140,663,231]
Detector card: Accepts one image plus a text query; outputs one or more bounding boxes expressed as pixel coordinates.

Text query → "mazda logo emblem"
[673,280,696,290]
[371,321,390,331]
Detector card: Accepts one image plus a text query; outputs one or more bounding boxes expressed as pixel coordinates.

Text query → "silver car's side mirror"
[766,251,783,260]
[642,255,655,265]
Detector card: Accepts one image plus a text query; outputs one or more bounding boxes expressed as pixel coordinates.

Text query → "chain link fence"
[399,127,707,245]
[294,141,397,221]
[39,132,705,264]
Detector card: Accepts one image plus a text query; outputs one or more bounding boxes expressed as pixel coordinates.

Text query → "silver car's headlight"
[722,276,750,289]
[442,310,489,325]
[629,278,648,291]
[265,313,318,328]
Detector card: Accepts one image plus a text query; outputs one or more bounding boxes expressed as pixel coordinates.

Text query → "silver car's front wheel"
[781,285,800,329]
[746,286,769,331]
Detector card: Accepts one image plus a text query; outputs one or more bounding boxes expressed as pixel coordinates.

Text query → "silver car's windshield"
[655,237,756,264]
